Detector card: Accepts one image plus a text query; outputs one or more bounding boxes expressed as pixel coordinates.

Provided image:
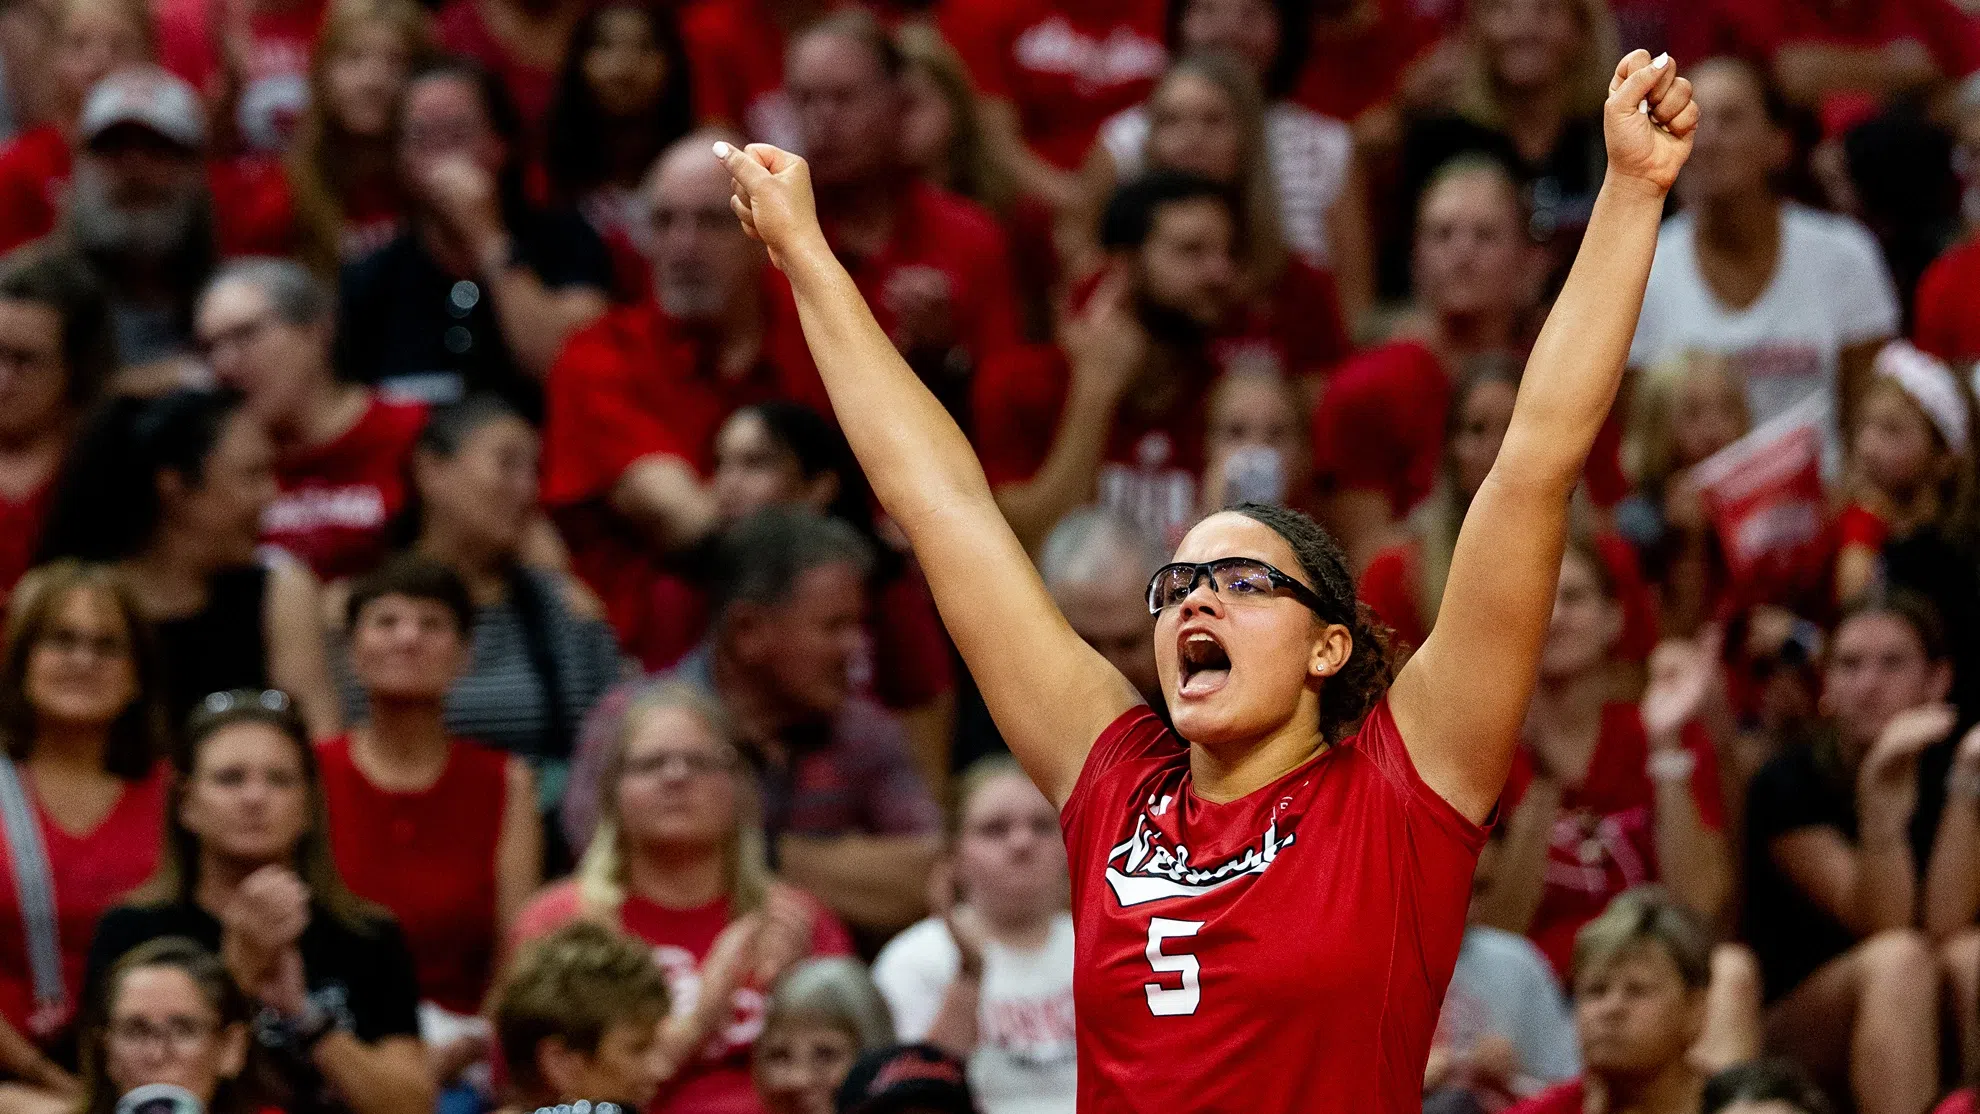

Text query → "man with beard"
[543,130,828,666]
[973,170,1241,551]
[62,66,223,373]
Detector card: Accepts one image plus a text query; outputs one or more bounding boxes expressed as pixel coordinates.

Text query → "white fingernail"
[712,141,733,158]
[1639,100,1650,114]
[1652,52,1670,69]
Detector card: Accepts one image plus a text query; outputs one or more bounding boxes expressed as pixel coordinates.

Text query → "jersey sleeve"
[1350,698,1491,854]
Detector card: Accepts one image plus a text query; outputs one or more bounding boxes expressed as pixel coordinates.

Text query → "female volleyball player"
[717,48,1697,1114]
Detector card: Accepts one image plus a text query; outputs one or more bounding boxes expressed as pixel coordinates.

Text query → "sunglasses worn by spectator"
[1146,558,1328,616]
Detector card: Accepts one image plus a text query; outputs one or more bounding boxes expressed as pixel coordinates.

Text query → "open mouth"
[1178,631,1232,698]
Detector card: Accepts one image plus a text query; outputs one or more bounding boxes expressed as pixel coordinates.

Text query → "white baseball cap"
[78,66,206,151]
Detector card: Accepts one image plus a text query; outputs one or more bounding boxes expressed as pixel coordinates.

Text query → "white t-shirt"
[1630,204,1900,433]
[1099,101,1352,267]
[872,913,1076,1114]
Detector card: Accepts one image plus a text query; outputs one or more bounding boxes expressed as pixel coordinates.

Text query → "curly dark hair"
[1226,502,1395,742]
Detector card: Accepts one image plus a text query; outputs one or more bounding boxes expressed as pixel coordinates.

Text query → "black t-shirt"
[335,206,611,422]
[84,899,422,1045]
[1741,736,1946,1000]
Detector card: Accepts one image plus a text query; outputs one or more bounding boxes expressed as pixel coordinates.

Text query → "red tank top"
[1061,698,1487,1114]
[317,736,509,1014]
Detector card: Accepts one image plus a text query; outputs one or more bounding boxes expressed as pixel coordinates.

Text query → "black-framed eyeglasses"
[1146,558,1329,617]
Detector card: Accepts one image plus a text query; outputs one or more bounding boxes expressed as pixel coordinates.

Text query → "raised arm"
[716,142,1139,807]
[1392,51,1699,823]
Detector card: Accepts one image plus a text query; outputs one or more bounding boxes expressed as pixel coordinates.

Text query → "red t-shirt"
[826,183,1023,381]
[1915,237,1980,366]
[1669,0,1980,80]
[318,735,509,1016]
[973,344,1214,548]
[516,880,853,1114]
[1505,1080,1585,1114]
[1312,340,1452,520]
[1359,533,1659,662]
[543,290,825,666]
[1062,699,1484,1113]
[1834,500,1890,553]
[1213,260,1353,381]
[155,0,324,151]
[0,763,167,1043]
[0,478,54,607]
[681,0,826,150]
[940,0,1167,171]
[0,130,295,257]
[1294,0,1441,124]
[434,0,558,130]
[1935,1090,1979,1114]
[1500,704,1724,978]
[261,397,427,582]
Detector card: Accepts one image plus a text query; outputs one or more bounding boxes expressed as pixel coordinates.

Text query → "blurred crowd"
[0,0,1972,1112]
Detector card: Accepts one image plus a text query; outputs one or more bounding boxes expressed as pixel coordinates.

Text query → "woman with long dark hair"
[715,46,1696,1111]
[35,390,339,739]
[543,0,692,297]
[84,693,432,1114]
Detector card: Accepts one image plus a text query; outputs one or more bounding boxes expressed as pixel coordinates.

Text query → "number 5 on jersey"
[1143,918,1205,1016]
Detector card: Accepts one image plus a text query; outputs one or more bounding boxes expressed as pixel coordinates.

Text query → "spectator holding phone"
[76,938,268,1114]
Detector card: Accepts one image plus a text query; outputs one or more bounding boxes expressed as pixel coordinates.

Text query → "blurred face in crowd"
[158,410,277,569]
[646,139,761,322]
[897,61,956,185]
[787,30,900,189]
[754,1018,859,1114]
[1670,358,1748,471]
[25,586,137,732]
[1205,372,1311,500]
[1852,380,1944,502]
[1572,942,1703,1079]
[1449,377,1517,499]
[1146,71,1243,186]
[181,723,312,867]
[712,411,837,526]
[414,413,539,560]
[1134,197,1239,328]
[1414,166,1533,324]
[584,6,667,119]
[613,703,742,854]
[399,72,506,199]
[728,563,866,720]
[72,126,206,263]
[957,770,1067,923]
[1539,546,1620,681]
[1177,0,1281,81]
[1474,0,1583,93]
[1682,61,1786,208]
[1053,572,1160,707]
[1823,611,1950,755]
[104,964,248,1105]
[322,17,414,139]
[0,296,71,443]
[197,278,333,432]
[51,0,148,115]
[350,594,467,704]
[541,1019,662,1109]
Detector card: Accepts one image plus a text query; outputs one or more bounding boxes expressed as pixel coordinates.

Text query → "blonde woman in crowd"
[514,683,849,1114]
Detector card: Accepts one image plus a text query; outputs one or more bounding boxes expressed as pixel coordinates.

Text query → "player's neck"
[1186,715,1326,804]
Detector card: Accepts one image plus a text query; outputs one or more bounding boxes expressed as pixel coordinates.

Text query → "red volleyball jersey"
[1061,698,1487,1114]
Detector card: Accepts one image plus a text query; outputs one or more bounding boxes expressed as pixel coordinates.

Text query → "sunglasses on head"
[1145,558,1329,617]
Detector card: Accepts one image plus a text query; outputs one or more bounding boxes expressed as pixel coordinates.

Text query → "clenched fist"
[1604,50,1701,194]
[715,141,830,273]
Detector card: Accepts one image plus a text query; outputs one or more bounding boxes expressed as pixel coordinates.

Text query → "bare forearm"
[782,245,1001,533]
[1851,826,1918,934]
[610,457,719,551]
[483,267,605,378]
[778,833,940,930]
[313,1035,435,1114]
[1497,173,1666,492]
[1474,786,1558,934]
[1652,777,1731,924]
[1926,798,1980,936]
[922,974,982,1059]
[993,381,1120,550]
